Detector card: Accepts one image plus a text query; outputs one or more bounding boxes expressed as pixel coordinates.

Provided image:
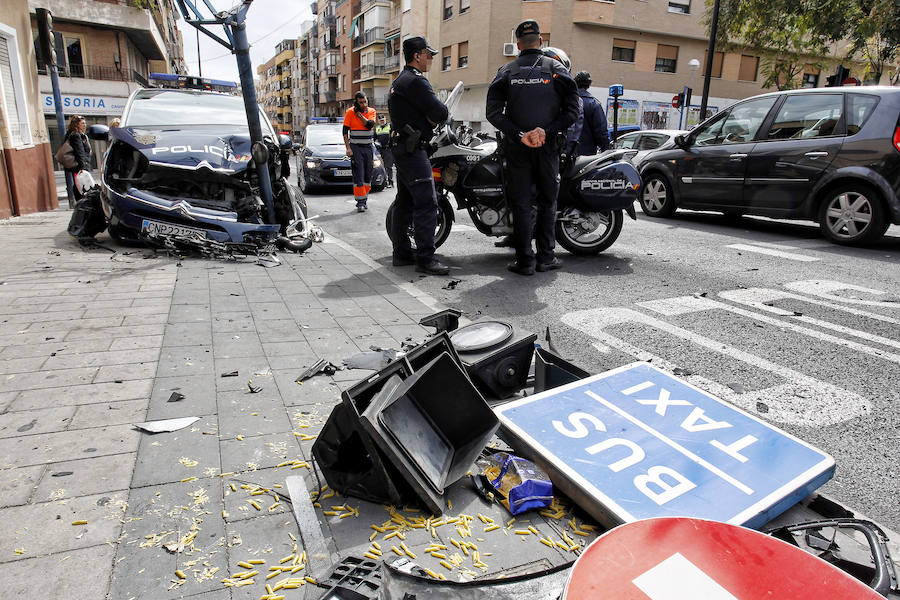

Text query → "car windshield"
[126,90,272,134]
[306,125,345,146]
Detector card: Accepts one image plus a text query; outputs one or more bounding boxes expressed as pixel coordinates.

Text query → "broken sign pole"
[174,0,277,225]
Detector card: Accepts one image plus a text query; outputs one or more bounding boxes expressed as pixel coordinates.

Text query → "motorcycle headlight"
[373,158,383,168]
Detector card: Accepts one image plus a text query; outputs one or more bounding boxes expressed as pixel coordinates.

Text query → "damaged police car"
[87,74,306,246]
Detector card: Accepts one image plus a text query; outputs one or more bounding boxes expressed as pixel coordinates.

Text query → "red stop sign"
[564,517,882,599]
[672,95,680,108]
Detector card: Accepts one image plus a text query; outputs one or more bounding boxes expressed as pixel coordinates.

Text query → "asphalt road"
[305,185,900,531]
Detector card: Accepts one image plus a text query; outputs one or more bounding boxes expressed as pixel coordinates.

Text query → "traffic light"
[35,8,57,68]
[825,65,850,87]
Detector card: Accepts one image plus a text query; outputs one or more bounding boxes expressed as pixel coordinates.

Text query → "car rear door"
[744,93,845,212]
[675,96,778,207]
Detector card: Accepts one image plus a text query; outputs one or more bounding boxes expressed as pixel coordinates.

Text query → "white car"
[614,129,690,167]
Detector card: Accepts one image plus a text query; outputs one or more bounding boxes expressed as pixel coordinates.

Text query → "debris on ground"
[247,381,263,394]
[221,370,239,378]
[479,452,553,516]
[167,392,185,403]
[295,359,341,383]
[133,417,200,433]
[342,348,400,371]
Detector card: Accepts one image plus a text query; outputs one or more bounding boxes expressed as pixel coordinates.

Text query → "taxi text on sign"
[494,362,834,529]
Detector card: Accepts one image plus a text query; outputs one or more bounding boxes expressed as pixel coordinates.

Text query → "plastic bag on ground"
[479,452,553,516]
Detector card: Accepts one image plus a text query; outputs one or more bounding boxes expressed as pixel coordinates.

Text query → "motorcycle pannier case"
[569,159,641,211]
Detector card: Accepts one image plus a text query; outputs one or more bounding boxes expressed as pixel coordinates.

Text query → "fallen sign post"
[562,517,884,599]
[495,362,835,529]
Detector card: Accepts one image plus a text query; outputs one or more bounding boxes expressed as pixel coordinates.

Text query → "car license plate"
[141,219,206,238]
[334,169,352,177]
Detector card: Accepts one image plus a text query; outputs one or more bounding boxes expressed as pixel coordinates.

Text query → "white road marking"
[726,243,819,262]
[785,280,900,308]
[640,295,900,365]
[633,553,739,600]
[719,287,900,350]
[560,307,872,427]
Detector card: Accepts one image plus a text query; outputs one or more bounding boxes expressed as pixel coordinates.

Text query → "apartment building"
[350,0,396,113]
[30,0,186,165]
[1,0,56,218]
[257,38,297,135]
[398,0,880,132]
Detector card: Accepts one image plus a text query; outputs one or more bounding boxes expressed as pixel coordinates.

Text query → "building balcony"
[354,63,387,81]
[38,61,148,86]
[320,90,337,103]
[353,27,385,49]
[310,1,318,13]
[324,65,339,77]
[385,54,401,72]
[369,94,389,111]
[30,0,168,63]
[386,13,400,34]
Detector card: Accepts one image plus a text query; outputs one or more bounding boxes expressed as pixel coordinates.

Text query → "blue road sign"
[495,362,834,529]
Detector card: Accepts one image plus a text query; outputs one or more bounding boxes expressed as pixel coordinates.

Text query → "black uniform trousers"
[504,142,560,267]
[391,147,438,265]
[380,146,394,185]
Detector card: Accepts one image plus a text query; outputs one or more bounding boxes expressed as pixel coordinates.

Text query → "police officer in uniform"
[573,71,611,156]
[486,20,579,276]
[388,36,450,276]
[375,115,394,187]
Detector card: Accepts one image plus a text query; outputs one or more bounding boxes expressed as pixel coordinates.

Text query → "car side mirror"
[674,134,690,148]
[87,124,109,141]
[279,134,293,150]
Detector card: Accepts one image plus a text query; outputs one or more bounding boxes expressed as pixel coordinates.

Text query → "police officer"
[374,115,394,187]
[573,71,611,156]
[387,36,450,276]
[486,20,580,276]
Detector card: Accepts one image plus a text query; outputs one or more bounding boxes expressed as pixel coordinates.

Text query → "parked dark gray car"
[639,86,900,245]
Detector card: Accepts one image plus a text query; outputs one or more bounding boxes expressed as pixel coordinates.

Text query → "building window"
[738,54,758,81]
[668,0,690,13]
[457,41,468,68]
[655,44,678,73]
[443,0,453,20]
[460,0,470,14]
[0,23,32,147]
[802,71,819,88]
[703,50,724,78]
[442,46,451,71]
[612,38,635,63]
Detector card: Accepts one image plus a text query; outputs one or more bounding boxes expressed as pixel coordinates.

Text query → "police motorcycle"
[385,79,641,255]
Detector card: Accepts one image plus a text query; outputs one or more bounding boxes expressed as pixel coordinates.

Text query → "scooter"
[385,82,641,255]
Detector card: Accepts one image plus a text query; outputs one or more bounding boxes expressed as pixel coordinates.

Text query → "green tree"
[846,0,900,84]
[708,0,852,89]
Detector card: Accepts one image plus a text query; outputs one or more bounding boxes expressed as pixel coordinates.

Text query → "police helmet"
[542,47,571,72]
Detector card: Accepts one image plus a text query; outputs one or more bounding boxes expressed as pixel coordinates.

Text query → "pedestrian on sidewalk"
[387,36,451,276]
[486,20,579,276]
[375,115,394,187]
[343,92,377,212]
[62,115,92,203]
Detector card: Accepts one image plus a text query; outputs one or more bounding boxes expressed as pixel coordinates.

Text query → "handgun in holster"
[401,124,422,153]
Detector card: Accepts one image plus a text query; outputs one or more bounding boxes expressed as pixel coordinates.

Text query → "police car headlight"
[373,158,383,168]
[305,159,319,169]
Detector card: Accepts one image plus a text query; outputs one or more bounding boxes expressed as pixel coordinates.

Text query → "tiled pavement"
[0,210,592,599]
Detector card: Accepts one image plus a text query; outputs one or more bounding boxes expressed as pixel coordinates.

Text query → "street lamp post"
[682,58,700,129]
[700,0,721,121]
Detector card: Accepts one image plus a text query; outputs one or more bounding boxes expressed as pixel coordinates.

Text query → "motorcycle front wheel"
[384,198,454,249]
[555,207,623,255]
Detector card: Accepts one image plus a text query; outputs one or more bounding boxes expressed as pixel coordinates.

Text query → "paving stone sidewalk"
[0,210,594,599]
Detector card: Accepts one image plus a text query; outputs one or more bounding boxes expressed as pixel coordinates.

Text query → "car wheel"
[817,184,888,245]
[640,173,677,217]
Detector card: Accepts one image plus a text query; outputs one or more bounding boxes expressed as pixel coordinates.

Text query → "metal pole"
[699,0,720,121]
[196,28,202,77]
[612,99,619,141]
[231,19,276,224]
[49,64,74,205]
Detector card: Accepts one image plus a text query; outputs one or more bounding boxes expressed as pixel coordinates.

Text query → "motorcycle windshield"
[444,81,464,119]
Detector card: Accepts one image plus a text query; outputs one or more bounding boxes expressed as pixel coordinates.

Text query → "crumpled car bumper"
[102,180,280,244]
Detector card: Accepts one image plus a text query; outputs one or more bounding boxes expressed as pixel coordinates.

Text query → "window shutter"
[0,36,24,146]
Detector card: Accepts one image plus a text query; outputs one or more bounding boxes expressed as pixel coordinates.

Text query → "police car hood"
[111,126,254,173]
[307,144,349,159]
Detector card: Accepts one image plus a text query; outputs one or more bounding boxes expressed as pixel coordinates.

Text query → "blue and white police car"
[87,73,306,245]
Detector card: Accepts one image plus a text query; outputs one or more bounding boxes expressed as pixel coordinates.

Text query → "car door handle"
[804,151,829,158]
[729,153,748,160]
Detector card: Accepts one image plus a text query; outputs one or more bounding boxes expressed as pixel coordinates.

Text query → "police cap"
[403,36,438,57]
[515,20,540,39]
